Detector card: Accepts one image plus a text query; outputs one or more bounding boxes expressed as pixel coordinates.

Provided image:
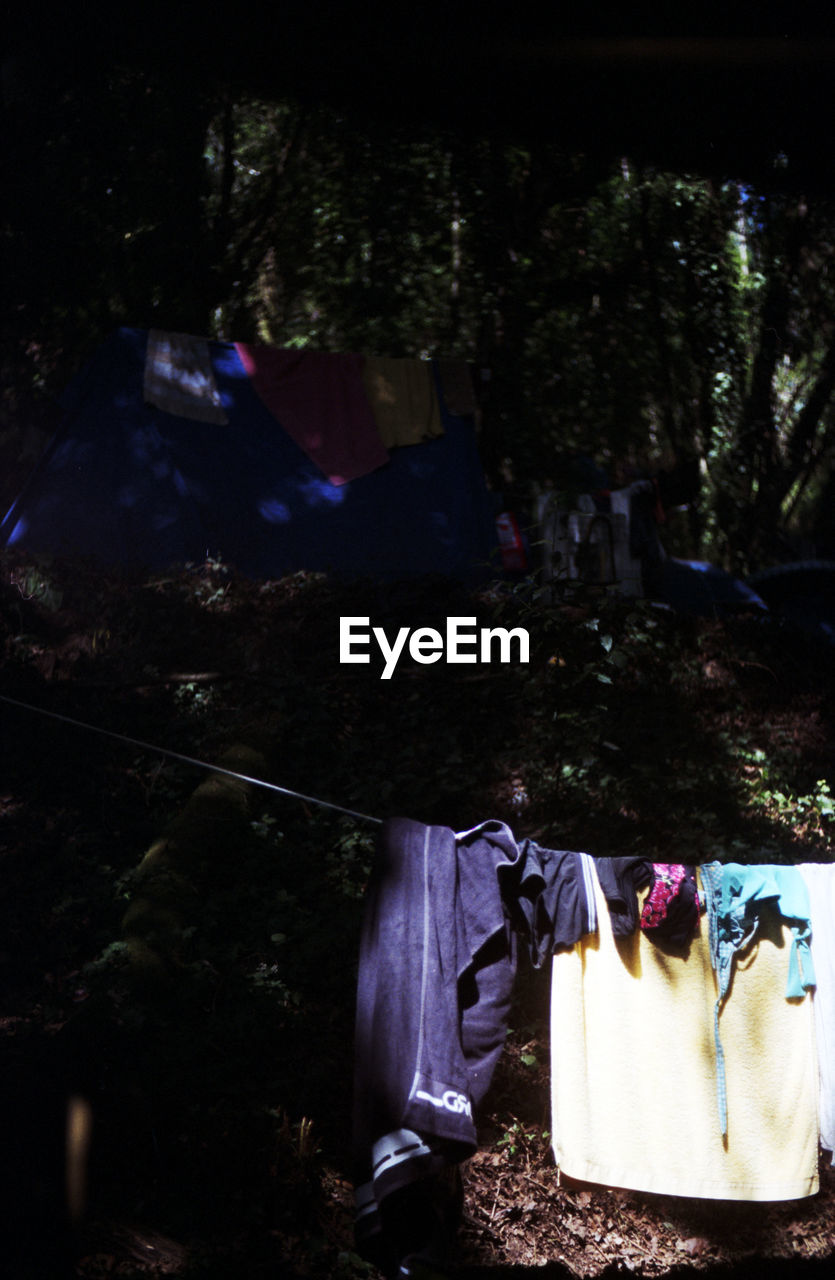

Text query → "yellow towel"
[362,357,443,449]
[550,866,819,1200]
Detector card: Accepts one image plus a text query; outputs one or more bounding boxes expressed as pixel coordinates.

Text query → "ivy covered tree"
[709,185,835,566]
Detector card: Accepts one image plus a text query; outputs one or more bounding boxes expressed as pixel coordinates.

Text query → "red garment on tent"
[234,344,390,485]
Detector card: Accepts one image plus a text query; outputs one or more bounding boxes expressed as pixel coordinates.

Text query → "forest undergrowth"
[1,554,834,1279]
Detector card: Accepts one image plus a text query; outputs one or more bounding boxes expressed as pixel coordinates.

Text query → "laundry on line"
[351,817,834,1274]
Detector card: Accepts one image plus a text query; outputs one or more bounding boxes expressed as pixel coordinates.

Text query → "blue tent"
[1,329,497,583]
[747,561,835,645]
[650,558,768,617]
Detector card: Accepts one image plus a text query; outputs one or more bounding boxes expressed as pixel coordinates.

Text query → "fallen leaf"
[678,1236,709,1256]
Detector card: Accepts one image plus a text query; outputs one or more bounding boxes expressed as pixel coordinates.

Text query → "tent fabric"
[233,342,389,484]
[0,329,497,583]
[747,561,835,646]
[436,361,477,419]
[648,558,768,616]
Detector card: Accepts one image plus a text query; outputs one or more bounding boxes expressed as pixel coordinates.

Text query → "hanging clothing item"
[362,356,444,449]
[453,823,596,969]
[143,330,228,424]
[640,863,701,946]
[701,862,815,1135]
[352,818,513,1268]
[594,856,653,935]
[234,343,390,484]
[799,862,835,1164]
[352,818,593,1268]
[551,863,819,1201]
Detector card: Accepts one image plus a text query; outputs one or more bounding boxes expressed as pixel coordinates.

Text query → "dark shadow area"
[2,559,834,1276]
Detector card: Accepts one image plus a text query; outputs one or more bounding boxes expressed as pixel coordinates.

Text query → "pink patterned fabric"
[640,863,701,943]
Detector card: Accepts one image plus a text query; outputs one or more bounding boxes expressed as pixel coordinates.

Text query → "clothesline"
[0,693,383,827]
[3,690,830,863]
[353,820,832,1273]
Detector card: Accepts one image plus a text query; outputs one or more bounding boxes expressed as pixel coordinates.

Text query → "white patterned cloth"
[799,862,835,1163]
[143,330,228,424]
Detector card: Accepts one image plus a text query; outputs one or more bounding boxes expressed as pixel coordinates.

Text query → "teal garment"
[701,862,815,1136]
[767,864,816,996]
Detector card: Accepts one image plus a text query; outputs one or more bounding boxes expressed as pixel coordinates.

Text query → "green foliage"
[9,558,64,612]
[7,72,835,563]
[496,1119,550,1160]
[199,112,835,560]
[326,825,375,900]
[333,1251,377,1277]
[741,755,835,837]
[172,679,217,719]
